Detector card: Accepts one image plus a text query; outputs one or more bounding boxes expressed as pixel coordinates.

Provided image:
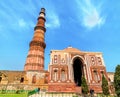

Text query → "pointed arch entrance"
[73,57,83,86]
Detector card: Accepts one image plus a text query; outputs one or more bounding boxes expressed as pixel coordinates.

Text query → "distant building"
[0,8,114,94]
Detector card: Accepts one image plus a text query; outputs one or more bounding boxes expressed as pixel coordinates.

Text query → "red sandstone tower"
[24,8,46,71]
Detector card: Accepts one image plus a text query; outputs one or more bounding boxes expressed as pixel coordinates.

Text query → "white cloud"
[46,12,60,29]
[76,0,105,29]
[17,19,35,30]
[18,19,26,27]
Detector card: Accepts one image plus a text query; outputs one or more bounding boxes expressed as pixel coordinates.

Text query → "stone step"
[29,92,77,97]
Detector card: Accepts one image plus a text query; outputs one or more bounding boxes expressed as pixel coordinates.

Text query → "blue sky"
[0,0,120,72]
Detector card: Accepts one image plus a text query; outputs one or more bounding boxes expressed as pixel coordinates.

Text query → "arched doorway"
[73,57,83,86]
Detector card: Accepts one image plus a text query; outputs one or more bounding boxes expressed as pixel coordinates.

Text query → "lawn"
[0,94,27,97]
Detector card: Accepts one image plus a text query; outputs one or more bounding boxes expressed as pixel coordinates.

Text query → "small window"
[61,58,65,64]
[53,69,58,81]
[45,76,48,84]
[91,57,94,61]
[54,55,57,59]
[20,77,24,83]
[61,70,66,81]
[93,70,99,82]
[32,75,36,84]
[91,57,95,65]
[54,55,57,63]
[0,77,2,83]
[98,57,102,65]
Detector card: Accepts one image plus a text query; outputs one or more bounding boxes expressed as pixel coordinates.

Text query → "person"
[38,88,40,94]
[90,89,94,97]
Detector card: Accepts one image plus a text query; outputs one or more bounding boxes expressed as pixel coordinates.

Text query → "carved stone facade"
[48,47,110,93]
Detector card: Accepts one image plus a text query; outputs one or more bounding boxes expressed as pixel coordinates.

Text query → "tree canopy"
[81,76,89,94]
[102,74,110,95]
[114,65,120,97]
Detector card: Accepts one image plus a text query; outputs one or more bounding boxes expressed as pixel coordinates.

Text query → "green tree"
[81,76,89,94]
[114,65,120,97]
[102,74,110,95]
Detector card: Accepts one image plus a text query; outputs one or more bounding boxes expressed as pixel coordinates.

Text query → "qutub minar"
[24,8,46,71]
[0,8,114,94]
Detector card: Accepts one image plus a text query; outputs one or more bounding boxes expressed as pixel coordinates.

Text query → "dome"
[63,46,81,52]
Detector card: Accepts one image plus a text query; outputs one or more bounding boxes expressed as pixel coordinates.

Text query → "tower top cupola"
[39,8,45,18]
[37,8,46,22]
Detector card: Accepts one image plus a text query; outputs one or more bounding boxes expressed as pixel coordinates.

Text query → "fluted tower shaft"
[24,8,46,71]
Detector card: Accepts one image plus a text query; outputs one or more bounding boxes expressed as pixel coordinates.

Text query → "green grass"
[0,94,27,97]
